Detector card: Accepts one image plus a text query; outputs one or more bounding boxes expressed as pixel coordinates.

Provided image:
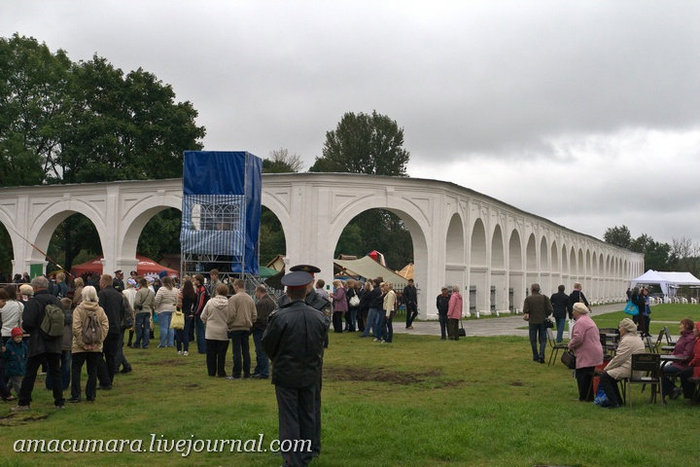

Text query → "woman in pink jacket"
[447,286,463,341]
[567,302,603,401]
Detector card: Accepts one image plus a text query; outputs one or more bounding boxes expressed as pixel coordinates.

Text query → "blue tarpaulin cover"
[181,151,262,274]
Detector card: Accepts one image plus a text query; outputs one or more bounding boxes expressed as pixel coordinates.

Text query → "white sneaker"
[373,338,379,342]
[183,351,189,356]
[177,350,183,355]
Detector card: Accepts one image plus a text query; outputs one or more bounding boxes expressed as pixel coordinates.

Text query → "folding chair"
[645,334,660,354]
[625,353,665,406]
[663,326,676,346]
[546,328,568,367]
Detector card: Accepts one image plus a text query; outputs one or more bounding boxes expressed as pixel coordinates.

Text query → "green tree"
[603,225,632,249]
[309,110,410,175]
[629,234,671,271]
[0,34,205,273]
[263,148,303,173]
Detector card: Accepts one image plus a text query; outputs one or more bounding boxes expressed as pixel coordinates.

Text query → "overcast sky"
[2,0,699,246]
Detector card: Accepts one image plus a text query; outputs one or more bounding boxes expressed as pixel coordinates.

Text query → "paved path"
[394,303,625,338]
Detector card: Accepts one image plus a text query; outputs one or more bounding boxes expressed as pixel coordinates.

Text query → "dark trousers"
[205,339,229,377]
[71,352,100,401]
[332,312,343,333]
[679,367,699,399]
[45,349,71,391]
[633,314,650,336]
[447,318,459,340]
[438,312,448,339]
[382,314,393,342]
[405,303,418,327]
[357,308,367,332]
[195,314,207,354]
[575,366,595,401]
[97,333,120,386]
[19,352,64,407]
[175,316,192,352]
[599,371,623,407]
[252,328,269,377]
[528,322,547,361]
[275,383,317,467]
[230,330,251,378]
[116,330,130,372]
[662,364,683,395]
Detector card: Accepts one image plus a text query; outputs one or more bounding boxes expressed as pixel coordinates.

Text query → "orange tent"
[71,255,178,278]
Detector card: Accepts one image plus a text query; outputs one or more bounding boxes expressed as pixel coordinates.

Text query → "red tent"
[71,255,179,278]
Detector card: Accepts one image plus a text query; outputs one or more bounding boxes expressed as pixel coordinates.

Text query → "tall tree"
[629,234,671,271]
[603,225,632,249]
[309,110,410,175]
[0,34,205,272]
[263,148,303,173]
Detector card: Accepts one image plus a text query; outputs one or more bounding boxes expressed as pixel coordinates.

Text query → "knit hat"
[572,302,589,314]
[126,278,137,287]
[19,284,33,296]
[11,327,23,338]
[619,318,637,333]
[158,270,168,279]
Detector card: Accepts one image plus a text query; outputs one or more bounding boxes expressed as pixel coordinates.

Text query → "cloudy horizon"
[2,0,699,245]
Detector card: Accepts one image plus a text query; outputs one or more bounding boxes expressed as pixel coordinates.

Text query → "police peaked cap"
[281,271,314,287]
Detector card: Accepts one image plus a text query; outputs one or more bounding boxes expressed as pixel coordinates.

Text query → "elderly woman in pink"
[567,302,603,401]
[447,286,463,341]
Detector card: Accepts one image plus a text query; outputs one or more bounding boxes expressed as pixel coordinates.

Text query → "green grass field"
[1,312,698,466]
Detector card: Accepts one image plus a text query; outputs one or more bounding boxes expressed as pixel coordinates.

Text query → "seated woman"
[663,319,695,399]
[567,302,603,401]
[597,318,645,408]
[679,322,700,400]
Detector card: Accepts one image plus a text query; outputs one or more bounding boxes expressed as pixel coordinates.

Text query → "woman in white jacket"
[154,276,178,348]
[200,283,235,377]
[597,318,645,408]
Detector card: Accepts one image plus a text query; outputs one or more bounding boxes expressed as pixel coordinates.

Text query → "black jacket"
[21,289,63,357]
[98,286,125,335]
[368,287,383,309]
[566,290,589,317]
[262,299,329,388]
[254,294,277,331]
[550,292,570,319]
[403,285,417,306]
[436,294,450,315]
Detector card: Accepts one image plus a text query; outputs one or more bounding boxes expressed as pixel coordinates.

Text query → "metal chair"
[624,353,665,406]
[663,326,676,346]
[546,328,568,367]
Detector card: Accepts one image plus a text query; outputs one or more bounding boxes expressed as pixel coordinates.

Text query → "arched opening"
[491,225,506,312]
[509,230,523,311]
[445,213,465,294]
[525,234,537,291]
[0,223,13,281]
[334,208,413,271]
[561,245,569,279]
[135,208,182,271]
[569,247,577,283]
[470,218,487,314]
[578,249,584,278]
[46,213,103,275]
[540,236,550,293]
[259,206,287,267]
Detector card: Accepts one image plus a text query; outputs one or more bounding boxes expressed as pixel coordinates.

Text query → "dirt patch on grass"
[324,365,442,385]
[510,381,525,386]
[0,412,49,426]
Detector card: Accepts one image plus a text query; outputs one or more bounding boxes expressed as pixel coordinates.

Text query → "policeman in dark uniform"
[262,270,329,467]
[275,264,330,459]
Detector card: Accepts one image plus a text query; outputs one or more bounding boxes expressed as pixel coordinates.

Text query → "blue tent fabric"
[181,151,262,274]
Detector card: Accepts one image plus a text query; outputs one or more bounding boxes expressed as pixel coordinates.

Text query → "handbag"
[545,317,554,329]
[458,318,466,337]
[561,350,576,369]
[349,294,360,307]
[623,300,639,316]
[170,309,185,330]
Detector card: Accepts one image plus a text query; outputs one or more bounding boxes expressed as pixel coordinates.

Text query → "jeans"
[71,352,99,401]
[252,328,269,377]
[368,307,383,339]
[361,308,378,337]
[382,314,393,342]
[175,316,192,352]
[555,316,566,343]
[662,364,683,395]
[230,330,251,378]
[195,314,207,354]
[528,322,547,361]
[19,352,64,407]
[158,311,174,347]
[348,308,357,331]
[45,350,71,391]
[134,312,151,348]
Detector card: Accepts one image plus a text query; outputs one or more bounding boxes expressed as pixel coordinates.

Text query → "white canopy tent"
[629,269,700,297]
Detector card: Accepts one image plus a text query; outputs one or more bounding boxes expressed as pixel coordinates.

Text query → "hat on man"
[158,270,168,279]
[11,327,23,338]
[114,269,122,275]
[619,317,637,333]
[281,271,314,288]
[289,264,321,275]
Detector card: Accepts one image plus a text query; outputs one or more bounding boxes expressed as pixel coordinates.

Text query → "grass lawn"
[592,303,700,336]
[1,328,698,466]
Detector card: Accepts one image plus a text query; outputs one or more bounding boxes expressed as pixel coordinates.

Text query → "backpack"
[40,303,65,338]
[81,310,103,346]
[120,296,134,330]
